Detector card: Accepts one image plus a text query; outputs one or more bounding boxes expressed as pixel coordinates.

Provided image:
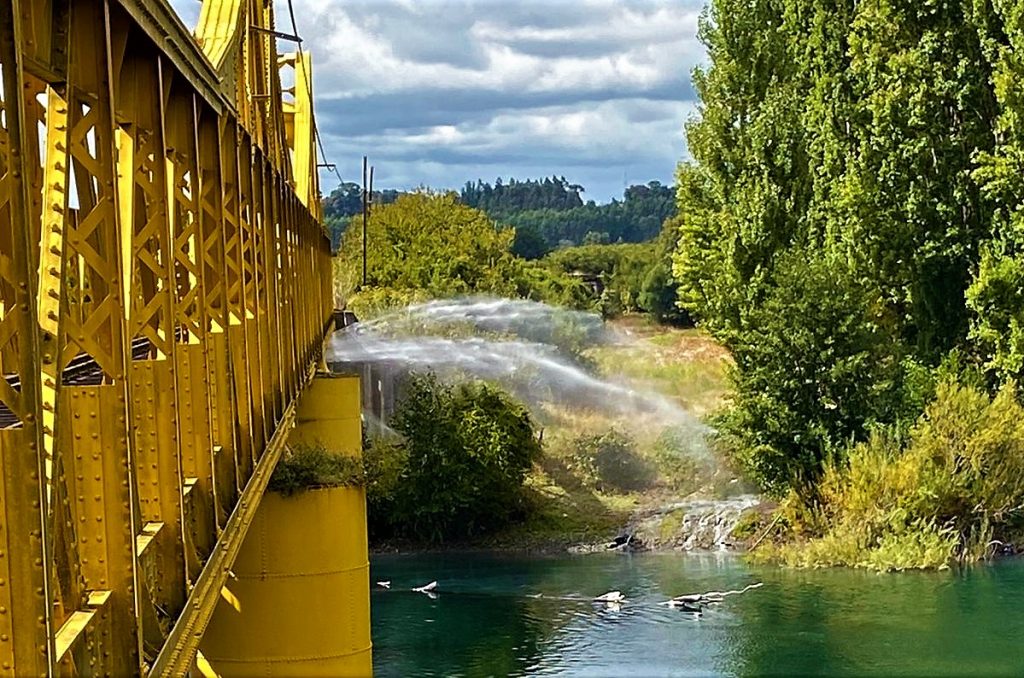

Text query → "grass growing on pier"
[269,444,365,497]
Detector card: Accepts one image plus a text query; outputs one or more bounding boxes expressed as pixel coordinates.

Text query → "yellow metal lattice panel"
[0,0,338,673]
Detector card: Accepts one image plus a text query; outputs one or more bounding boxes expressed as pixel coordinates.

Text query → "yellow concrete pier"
[201,375,372,676]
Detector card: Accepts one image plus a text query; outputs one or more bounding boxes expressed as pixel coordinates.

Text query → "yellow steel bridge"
[0,0,370,674]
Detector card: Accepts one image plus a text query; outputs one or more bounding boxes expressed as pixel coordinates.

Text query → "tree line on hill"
[499,180,675,259]
[459,176,585,213]
[321,177,676,257]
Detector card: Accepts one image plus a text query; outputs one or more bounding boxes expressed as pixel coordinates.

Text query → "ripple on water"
[370,551,1024,677]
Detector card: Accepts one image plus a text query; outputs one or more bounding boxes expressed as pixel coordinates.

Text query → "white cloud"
[305,2,701,96]
[471,5,698,46]
[167,0,703,201]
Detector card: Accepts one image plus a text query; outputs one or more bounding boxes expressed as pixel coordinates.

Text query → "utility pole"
[361,155,368,287]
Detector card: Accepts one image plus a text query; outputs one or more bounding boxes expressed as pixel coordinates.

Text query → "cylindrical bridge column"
[200,374,372,676]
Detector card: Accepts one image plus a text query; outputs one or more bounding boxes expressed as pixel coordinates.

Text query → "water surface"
[371,551,1024,676]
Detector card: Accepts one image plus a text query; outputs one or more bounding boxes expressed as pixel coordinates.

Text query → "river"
[370,551,1024,676]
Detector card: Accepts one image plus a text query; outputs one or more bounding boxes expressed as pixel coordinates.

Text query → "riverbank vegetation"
[365,374,541,542]
[327,182,743,550]
[355,320,735,550]
[761,383,1024,570]
[334,191,686,323]
[498,321,740,550]
[675,0,1024,568]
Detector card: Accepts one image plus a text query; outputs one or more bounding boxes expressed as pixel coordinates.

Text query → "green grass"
[646,328,701,346]
[657,510,684,543]
[487,462,627,548]
[269,444,365,497]
[587,323,732,416]
[491,320,736,548]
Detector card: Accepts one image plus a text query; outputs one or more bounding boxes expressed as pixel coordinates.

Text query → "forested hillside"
[322,182,402,249]
[463,179,676,257]
[676,0,1024,567]
[322,177,676,257]
[459,176,585,213]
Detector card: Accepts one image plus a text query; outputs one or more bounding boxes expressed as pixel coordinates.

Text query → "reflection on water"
[371,552,1024,677]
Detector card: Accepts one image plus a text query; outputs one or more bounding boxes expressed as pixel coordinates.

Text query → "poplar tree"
[674,0,1007,494]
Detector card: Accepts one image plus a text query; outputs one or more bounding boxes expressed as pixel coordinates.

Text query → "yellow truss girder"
[283,51,322,219]
[0,0,334,675]
[196,0,321,232]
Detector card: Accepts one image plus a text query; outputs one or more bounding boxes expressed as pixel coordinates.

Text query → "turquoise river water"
[370,551,1024,676]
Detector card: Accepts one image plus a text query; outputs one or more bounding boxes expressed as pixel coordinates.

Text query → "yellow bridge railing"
[0,0,333,674]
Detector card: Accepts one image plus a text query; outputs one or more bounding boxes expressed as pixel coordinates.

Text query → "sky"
[169,0,704,202]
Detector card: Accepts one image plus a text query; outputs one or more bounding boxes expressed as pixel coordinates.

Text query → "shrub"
[344,286,431,320]
[513,262,594,311]
[373,373,541,541]
[362,438,407,512]
[780,382,1024,570]
[268,445,365,497]
[569,429,655,493]
[540,242,659,318]
[336,192,520,300]
[649,427,707,493]
[712,253,909,498]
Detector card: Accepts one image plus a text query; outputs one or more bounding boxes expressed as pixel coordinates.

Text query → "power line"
[285,0,344,188]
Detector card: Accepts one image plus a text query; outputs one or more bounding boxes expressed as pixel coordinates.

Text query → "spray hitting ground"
[328,298,711,453]
[354,297,607,347]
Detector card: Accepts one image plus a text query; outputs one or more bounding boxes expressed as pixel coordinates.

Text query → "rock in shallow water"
[630,495,763,552]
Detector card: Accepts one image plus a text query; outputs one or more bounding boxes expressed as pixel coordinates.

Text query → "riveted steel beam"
[0,2,57,676]
[111,0,227,114]
[1,0,336,673]
[149,360,317,677]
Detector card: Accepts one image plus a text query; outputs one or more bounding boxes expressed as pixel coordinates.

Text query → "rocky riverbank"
[372,493,771,556]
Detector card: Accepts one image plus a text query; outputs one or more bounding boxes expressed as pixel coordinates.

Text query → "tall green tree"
[336,191,521,299]
[675,0,811,344]
[675,0,1005,494]
[967,1,1024,385]
[828,0,998,357]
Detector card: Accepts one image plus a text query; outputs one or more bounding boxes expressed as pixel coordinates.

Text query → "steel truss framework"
[0,0,332,674]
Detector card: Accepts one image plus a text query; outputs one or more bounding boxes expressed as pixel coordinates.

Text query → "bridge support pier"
[199,374,372,676]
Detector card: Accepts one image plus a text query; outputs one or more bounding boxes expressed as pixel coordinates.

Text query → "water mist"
[327,297,712,460]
